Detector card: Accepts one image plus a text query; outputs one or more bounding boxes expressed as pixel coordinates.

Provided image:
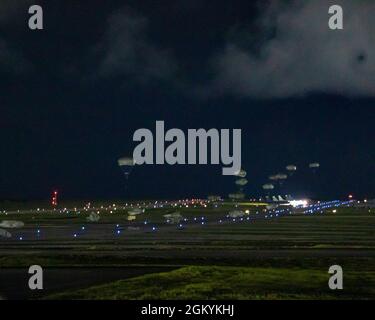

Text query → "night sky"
[0,0,374,200]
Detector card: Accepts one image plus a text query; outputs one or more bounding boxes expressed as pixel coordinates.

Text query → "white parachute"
[128,208,145,216]
[276,173,288,180]
[234,169,247,178]
[86,212,100,222]
[309,162,320,169]
[228,193,245,200]
[228,210,246,218]
[0,229,12,238]
[117,157,136,179]
[207,195,222,202]
[269,173,287,181]
[262,183,275,190]
[163,212,183,223]
[0,221,24,229]
[286,165,297,172]
[235,178,248,186]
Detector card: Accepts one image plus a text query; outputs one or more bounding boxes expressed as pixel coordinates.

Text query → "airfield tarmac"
[1,200,374,299]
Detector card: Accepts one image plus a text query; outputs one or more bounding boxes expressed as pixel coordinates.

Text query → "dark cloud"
[0,0,32,24]
[0,0,35,75]
[96,7,178,83]
[0,39,31,75]
[208,0,375,99]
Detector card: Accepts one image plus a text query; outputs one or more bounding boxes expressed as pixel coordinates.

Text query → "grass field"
[46,265,375,300]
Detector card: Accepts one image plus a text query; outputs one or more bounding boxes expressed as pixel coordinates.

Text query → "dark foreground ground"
[0,201,374,299]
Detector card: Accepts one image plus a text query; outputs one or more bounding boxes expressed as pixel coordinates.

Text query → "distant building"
[354,199,375,208]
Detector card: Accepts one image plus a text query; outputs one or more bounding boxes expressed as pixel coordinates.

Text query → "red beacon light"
[51,190,59,207]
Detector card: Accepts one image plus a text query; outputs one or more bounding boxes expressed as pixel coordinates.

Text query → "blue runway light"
[73,233,77,238]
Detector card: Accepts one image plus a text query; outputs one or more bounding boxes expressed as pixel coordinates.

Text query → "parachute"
[207,195,222,202]
[228,193,245,200]
[235,178,248,186]
[309,162,320,169]
[163,212,183,223]
[269,173,287,181]
[228,210,245,218]
[276,173,288,180]
[262,183,275,190]
[86,212,100,222]
[117,157,136,179]
[128,208,145,216]
[286,165,297,171]
[286,165,297,175]
[235,169,247,178]
[0,221,24,229]
[269,175,279,181]
[0,228,12,238]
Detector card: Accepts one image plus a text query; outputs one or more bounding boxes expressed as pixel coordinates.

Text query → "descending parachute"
[163,212,183,223]
[86,212,100,222]
[309,162,320,169]
[117,157,136,179]
[262,183,275,190]
[128,208,145,216]
[228,192,245,200]
[269,173,287,181]
[228,210,245,218]
[0,229,12,238]
[0,221,24,228]
[286,165,297,175]
[230,168,248,200]
[276,173,288,180]
[207,195,222,202]
[235,178,248,186]
[235,169,247,178]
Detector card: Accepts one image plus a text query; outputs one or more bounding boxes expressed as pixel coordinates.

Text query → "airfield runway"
[1,200,374,299]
